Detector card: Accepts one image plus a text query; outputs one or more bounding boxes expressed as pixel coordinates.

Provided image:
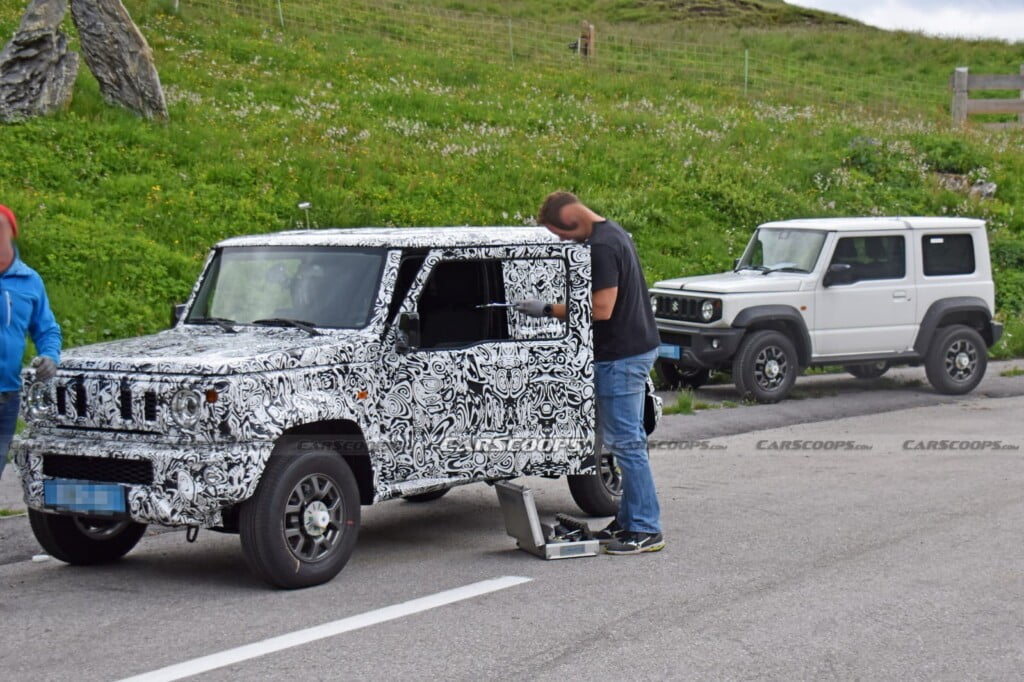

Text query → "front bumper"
[11,432,273,528]
[656,322,746,369]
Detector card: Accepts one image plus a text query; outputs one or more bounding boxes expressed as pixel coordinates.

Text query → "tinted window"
[416,260,509,349]
[922,234,975,276]
[830,236,906,281]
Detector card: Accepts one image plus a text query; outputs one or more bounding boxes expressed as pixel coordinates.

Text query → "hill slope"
[0,0,1021,356]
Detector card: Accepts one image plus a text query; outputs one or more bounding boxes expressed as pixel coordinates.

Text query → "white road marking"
[119,575,532,682]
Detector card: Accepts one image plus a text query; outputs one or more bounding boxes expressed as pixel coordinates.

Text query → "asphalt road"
[0,363,1022,680]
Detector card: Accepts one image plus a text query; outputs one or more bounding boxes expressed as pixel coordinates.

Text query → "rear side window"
[922,234,975,276]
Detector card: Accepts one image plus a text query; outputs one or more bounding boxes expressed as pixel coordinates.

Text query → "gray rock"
[969,180,997,199]
[70,0,167,121]
[0,0,79,122]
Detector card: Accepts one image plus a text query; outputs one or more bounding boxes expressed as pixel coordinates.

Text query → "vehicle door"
[388,245,586,482]
[813,232,916,357]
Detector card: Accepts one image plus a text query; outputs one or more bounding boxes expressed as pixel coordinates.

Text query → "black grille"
[119,380,132,420]
[43,454,153,485]
[56,385,67,415]
[74,380,87,416]
[144,391,158,421]
[653,294,719,323]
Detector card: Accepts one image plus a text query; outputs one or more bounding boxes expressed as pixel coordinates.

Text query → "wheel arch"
[277,420,375,505]
[914,297,996,355]
[732,305,812,366]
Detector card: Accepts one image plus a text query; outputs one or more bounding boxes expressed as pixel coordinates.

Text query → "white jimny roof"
[217,226,558,249]
[757,217,985,232]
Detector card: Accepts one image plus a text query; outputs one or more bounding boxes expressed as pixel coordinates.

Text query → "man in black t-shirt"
[516,191,664,555]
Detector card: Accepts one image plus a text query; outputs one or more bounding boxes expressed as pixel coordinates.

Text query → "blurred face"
[0,215,11,243]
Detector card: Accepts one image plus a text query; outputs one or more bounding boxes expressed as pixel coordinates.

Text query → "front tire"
[568,431,621,517]
[28,510,147,565]
[240,448,360,589]
[925,325,987,395]
[732,330,799,403]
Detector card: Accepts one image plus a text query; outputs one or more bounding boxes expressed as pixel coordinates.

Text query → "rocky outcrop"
[0,0,80,122]
[70,0,167,120]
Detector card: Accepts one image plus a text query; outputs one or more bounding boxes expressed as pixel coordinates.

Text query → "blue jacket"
[0,254,61,391]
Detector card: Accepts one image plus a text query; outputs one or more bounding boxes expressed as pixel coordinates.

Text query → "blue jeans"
[0,391,19,480]
[594,348,661,534]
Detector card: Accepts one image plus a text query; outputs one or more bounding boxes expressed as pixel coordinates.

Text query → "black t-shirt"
[588,220,660,361]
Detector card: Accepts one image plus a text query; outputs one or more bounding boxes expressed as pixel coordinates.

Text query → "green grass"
[663,391,695,415]
[1001,367,1024,377]
[0,1,1022,353]
[0,508,24,517]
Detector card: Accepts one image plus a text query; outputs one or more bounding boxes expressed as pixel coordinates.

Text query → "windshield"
[736,228,827,273]
[187,246,385,329]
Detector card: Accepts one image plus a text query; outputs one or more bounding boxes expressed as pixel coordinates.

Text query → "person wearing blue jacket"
[0,204,61,480]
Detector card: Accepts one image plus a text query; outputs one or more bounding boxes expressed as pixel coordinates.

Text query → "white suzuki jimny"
[650,217,1003,403]
[14,227,660,588]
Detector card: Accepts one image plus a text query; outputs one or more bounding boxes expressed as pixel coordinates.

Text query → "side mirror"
[823,263,854,287]
[397,312,421,352]
[171,303,187,327]
[732,258,740,271]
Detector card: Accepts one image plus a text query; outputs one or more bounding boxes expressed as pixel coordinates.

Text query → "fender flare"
[914,297,996,354]
[731,305,813,365]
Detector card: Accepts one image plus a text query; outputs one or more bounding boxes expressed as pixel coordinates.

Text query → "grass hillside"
[1,0,1022,356]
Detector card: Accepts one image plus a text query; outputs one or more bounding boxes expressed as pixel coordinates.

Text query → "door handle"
[892,290,909,300]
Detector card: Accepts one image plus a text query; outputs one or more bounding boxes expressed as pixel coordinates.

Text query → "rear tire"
[732,330,799,403]
[240,448,360,589]
[654,359,710,390]
[28,510,147,565]
[845,361,890,379]
[568,431,621,517]
[403,488,451,503]
[925,325,987,395]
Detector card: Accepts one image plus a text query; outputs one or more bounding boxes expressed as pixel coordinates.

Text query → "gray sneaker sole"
[603,539,666,555]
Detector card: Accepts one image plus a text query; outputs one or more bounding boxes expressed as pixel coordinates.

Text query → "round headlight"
[26,381,54,420]
[650,295,658,314]
[701,300,716,321]
[170,389,202,428]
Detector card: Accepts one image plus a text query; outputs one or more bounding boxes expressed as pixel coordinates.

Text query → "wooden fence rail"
[951,65,1024,129]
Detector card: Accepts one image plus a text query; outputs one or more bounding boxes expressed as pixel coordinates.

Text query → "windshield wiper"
[735,264,769,273]
[252,318,322,337]
[189,317,238,333]
[762,266,810,275]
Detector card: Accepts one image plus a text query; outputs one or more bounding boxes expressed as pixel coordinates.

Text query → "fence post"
[277,0,285,28]
[1019,64,1023,125]
[744,49,749,97]
[508,19,514,64]
[952,66,968,126]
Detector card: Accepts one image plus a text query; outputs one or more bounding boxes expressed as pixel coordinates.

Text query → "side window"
[387,251,427,323]
[830,236,906,281]
[922,234,975,276]
[503,258,568,341]
[416,259,509,349]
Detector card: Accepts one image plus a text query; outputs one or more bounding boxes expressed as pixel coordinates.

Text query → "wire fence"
[171,0,949,119]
